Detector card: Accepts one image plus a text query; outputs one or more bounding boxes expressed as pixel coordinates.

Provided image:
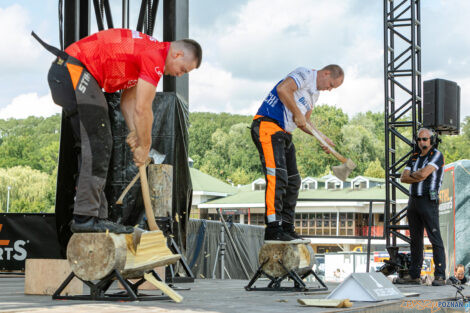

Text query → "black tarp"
[0,214,62,271]
[186,219,264,279]
[55,91,192,255]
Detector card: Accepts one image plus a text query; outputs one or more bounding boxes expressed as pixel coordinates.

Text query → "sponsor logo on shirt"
[298,97,308,107]
[124,80,138,89]
[298,71,307,80]
[265,92,278,107]
[155,66,163,77]
[132,30,142,39]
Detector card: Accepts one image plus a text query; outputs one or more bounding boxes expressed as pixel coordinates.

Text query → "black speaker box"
[423,78,460,135]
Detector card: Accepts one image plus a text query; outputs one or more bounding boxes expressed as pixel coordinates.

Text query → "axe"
[116,148,165,205]
[305,123,356,181]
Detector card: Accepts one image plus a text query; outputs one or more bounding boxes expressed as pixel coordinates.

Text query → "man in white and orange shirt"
[251,65,344,242]
[35,29,202,233]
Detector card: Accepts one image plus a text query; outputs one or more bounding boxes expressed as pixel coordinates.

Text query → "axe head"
[148,148,165,164]
[127,227,146,254]
[332,158,356,182]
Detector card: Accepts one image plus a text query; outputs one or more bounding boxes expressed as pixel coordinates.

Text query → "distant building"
[189,170,425,253]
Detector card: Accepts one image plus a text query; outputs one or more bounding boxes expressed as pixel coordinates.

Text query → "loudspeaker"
[423,78,460,135]
[326,272,403,302]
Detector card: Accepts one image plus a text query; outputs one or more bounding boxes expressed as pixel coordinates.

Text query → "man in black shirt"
[396,128,446,286]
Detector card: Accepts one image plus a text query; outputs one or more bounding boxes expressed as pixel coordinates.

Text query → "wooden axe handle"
[139,164,159,231]
[304,123,348,164]
[115,158,151,205]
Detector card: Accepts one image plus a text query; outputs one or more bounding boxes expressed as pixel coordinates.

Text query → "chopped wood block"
[297,299,353,308]
[25,259,82,296]
[123,230,180,278]
[144,272,183,303]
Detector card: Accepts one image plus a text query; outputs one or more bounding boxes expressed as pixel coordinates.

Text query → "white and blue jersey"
[255,67,320,132]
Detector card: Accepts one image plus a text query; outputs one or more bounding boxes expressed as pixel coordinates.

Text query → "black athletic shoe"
[432,276,446,286]
[282,222,303,240]
[394,274,421,285]
[70,216,134,234]
[264,222,303,243]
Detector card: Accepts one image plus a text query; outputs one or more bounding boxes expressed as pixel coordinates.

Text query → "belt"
[32,31,80,118]
[254,116,283,129]
[31,31,68,60]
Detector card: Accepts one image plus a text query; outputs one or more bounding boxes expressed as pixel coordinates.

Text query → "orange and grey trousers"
[251,117,301,224]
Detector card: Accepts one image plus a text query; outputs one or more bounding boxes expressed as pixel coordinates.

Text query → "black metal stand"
[245,259,328,292]
[155,216,195,285]
[52,269,170,301]
[166,236,195,284]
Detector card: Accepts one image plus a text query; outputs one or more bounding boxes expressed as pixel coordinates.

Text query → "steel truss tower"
[383,0,421,250]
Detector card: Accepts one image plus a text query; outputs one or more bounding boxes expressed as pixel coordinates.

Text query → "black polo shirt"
[404,147,444,196]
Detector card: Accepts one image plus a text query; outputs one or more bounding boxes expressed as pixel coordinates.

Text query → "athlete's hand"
[324,136,335,147]
[320,144,331,154]
[294,114,307,128]
[133,146,150,167]
[320,136,334,154]
[126,130,138,152]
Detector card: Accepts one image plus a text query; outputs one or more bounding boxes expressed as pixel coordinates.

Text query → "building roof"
[198,184,409,207]
[190,168,238,195]
[351,175,385,183]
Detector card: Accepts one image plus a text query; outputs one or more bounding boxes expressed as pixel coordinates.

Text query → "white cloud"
[0,93,60,119]
[0,4,44,70]
[190,62,272,115]
[319,66,383,115]
[189,0,383,116]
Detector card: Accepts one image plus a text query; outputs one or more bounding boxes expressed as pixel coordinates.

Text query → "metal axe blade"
[332,158,356,182]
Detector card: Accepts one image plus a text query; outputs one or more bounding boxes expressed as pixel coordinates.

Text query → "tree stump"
[148,164,173,218]
[258,242,315,277]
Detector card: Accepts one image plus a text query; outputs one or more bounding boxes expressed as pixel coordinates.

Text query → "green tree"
[0,166,55,213]
[364,158,385,178]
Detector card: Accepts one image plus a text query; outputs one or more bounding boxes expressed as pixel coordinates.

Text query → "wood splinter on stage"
[297,298,353,308]
[67,230,182,301]
[258,242,315,278]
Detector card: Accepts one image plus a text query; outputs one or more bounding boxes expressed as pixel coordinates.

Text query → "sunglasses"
[417,137,429,142]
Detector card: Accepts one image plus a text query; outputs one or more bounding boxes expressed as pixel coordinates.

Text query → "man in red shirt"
[35,29,202,233]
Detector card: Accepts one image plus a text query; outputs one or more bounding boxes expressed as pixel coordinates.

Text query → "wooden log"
[258,242,315,277]
[148,164,173,217]
[67,230,180,281]
[25,259,83,295]
[67,232,127,281]
[297,244,316,276]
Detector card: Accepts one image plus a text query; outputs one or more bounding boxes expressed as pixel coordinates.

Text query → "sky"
[0,0,468,120]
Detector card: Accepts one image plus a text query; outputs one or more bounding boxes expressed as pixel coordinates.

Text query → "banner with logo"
[0,213,63,271]
[439,165,456,276]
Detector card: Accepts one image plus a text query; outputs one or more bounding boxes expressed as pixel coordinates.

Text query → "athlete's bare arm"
[131,78,157,166]
[276,77,306,128]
